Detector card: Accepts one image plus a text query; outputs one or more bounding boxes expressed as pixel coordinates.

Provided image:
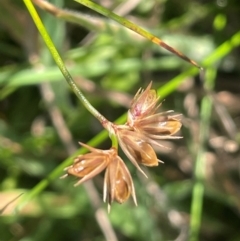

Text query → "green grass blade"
[75,0,201,69]
[33,0,106,31]
[189,68,217,241]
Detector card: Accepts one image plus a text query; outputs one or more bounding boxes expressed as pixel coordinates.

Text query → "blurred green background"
[0,0,240,241]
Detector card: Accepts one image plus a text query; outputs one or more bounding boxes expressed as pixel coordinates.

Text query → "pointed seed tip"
[74,182,81,187]
[139,169,148,178]
[107,203,111,213]
[60,174,68,179]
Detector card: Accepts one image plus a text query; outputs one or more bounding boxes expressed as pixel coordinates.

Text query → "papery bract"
[62,143,137,211]
[116,127,161,177]
[62,142,113,186]
[132,112,182,139]
[115,82,182,178]
[128,81,182,135]
[127,82,182,141]
[103,154,137,212]
[128,82,160,126]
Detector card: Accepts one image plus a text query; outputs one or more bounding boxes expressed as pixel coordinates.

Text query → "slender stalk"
[23,0,107,124]
[189,68,216,241]
[75,0,201,69]
[109,127,119,149]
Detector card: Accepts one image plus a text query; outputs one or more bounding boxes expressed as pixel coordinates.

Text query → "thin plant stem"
[189,68,217,241]
[75,0,202,69]
[23,0,107,125]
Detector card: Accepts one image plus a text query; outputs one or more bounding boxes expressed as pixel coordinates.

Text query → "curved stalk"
[23,0,107,125]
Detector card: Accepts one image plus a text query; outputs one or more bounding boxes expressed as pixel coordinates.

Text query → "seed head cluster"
[62,82,182,211]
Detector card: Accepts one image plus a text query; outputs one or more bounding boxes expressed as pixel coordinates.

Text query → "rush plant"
[23,0,200,211]
[14,1,240,241]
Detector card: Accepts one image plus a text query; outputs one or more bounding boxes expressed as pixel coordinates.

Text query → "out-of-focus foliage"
[0,0,240,241]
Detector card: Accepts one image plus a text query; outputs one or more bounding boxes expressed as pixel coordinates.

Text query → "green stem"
[189,68,216,241]
[75,0,201,69]
[109,130,118,149]
[23,0,107,124]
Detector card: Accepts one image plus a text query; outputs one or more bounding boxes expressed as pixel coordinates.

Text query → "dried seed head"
[133,112,182,139]
[62,81,183,211]
[115,82,182,178]
[103,155,137,212]
[128,82,160,126]
[62,142,113,186]
[62,143,137,211]
[127,82,182,139]
[116,128,161,177]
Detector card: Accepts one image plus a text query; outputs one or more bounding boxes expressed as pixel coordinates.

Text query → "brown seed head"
[62,81,183,211]
[116,127,161,177]
[62,142,113,186]
[132,112,182,139]
[128,82,160,126]
[115,82,182,177]
[103,154,137,212]
[128,82,182,139]
[62,143,137,211]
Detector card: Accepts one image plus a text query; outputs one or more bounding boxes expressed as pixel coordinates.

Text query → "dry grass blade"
[0,193,23,215]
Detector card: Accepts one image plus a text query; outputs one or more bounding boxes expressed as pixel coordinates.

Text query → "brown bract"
[128,82,182,140]
[128,81,160,126]
[132,111,182,140]
[116,127,160,177]
[128,82,182,138]
[116,82,182,177]
[62,142,113,186]
[103,155,137,212]
[62,142,137,210]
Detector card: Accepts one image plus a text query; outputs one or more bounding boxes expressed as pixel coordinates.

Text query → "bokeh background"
[0,0,240,241]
